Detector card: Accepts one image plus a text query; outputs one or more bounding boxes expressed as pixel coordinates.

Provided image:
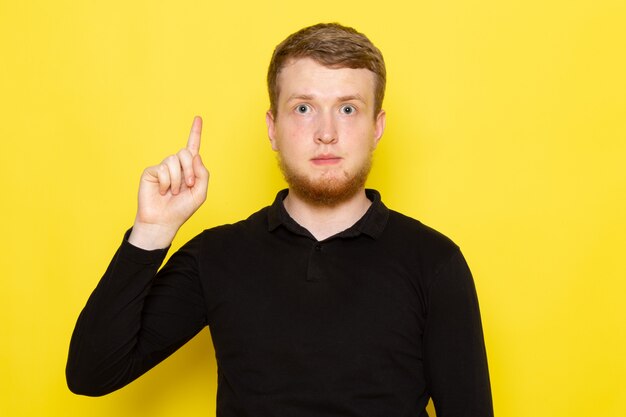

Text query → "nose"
[315,112,337,144]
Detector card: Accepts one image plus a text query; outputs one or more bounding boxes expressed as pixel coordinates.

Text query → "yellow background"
[1,1,625,416]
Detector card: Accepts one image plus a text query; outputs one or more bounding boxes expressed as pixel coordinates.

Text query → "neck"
[283,188,372,241]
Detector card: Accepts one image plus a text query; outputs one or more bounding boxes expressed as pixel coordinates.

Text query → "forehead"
[276,58,376,102]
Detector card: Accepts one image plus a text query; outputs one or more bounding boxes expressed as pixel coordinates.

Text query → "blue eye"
[296,104,310,114]
[341,105,356,115]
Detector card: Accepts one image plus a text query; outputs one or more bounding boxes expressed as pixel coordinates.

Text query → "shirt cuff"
[118,228,170,265]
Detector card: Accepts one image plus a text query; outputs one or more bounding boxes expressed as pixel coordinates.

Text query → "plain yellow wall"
[1,1,625,416]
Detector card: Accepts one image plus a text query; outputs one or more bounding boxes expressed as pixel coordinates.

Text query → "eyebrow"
[286,94,367,103]
[337,94,366,103]
[287,94,315,102]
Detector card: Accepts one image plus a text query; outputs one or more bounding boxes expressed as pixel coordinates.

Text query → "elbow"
[66,369,106,397]
[65,341,135,396]
[65,361,113,397]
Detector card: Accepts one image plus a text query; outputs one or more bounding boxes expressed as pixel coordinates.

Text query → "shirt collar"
[267,189,389,240]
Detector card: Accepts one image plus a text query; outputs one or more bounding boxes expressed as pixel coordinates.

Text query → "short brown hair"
[267,23,386,117]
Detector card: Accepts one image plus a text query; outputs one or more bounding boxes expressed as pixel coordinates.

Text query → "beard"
[278,152,373,207]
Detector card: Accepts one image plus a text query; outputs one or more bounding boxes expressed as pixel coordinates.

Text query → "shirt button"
[315,244,322,252]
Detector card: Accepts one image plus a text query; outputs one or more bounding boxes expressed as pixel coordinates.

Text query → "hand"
[128,116,209,249]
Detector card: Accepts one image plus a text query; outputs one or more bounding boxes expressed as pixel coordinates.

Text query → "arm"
[66,117,210,395]
[66,231,206,395]
[423,250,494,417]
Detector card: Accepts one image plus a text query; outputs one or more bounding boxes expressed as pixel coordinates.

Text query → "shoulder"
[380,209,462,279]
[165,206,270,275]
[386,209,459,252]
[190,205,270,248]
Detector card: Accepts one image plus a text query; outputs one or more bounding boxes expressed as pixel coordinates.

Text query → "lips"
[311,154,342,165]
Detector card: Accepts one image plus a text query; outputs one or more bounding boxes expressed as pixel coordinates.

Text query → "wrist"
[128,222,179,250]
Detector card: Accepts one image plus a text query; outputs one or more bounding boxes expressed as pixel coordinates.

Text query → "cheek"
[274,124,308,155]
[281,120,312,145]
[289,123,309,140]
[340,123,377,149]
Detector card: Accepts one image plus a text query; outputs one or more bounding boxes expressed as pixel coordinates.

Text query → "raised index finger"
[186,115,203,156]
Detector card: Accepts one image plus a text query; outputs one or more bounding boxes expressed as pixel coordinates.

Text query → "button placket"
[306,242,324,282]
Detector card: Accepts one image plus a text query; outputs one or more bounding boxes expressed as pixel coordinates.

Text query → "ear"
[266,110,279,151]
[372,110,386,149]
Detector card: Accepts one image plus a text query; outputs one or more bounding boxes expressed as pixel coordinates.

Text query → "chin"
[279,157,372,207]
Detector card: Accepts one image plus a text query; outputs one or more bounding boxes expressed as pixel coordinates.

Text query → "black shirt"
[67,189,493,417]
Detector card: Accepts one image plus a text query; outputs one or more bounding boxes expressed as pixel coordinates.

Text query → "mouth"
[311,154,342,166]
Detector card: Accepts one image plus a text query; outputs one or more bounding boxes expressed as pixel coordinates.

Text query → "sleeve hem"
[118,228,170,265]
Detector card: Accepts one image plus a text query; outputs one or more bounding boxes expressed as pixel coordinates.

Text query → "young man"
[67,23,494,416]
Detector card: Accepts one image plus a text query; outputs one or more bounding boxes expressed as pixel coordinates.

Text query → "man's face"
[266,58,386,206]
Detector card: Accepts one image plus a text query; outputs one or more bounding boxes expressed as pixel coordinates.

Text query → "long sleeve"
[423,250,494,417]
[66,231,207,396]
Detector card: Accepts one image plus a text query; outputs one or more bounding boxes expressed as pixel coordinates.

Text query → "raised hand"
[128,116,209,249]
